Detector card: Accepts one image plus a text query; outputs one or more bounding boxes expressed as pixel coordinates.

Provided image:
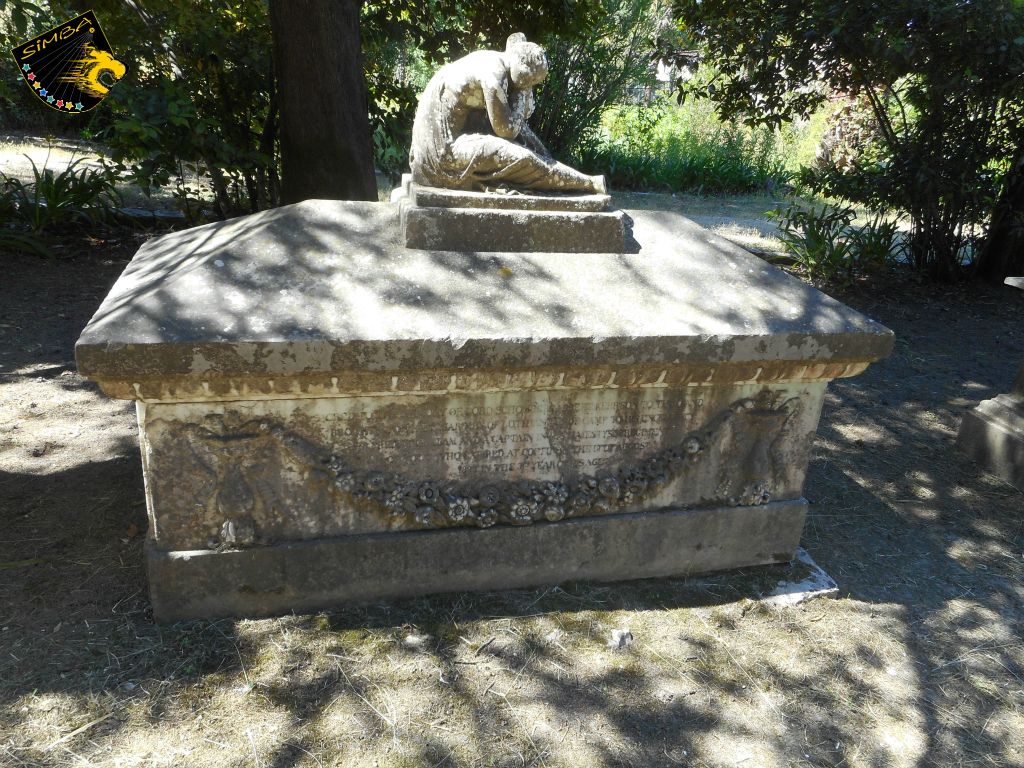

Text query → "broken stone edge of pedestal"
[956,281,1024,489]
[956,390,1024,490]
[146,498,807,621]
[763,547,838,607]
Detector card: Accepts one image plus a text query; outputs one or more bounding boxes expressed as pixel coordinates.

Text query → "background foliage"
[673,0,1024,280]
[531,0,664,159]
[4,1,1023,283]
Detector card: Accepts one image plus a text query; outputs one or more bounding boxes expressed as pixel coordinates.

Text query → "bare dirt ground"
[1,202,1023,768]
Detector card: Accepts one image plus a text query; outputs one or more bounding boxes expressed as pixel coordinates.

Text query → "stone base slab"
[401,203,627,253]
[147,499,807,621]
[957,393,1024,490]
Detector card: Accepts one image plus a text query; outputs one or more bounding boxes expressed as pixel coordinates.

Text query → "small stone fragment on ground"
[608,628,633,650]
[402,633,431,650]
[764,547,839,607]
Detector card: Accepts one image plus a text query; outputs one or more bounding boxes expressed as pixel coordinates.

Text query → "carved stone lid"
[76,200,893,384]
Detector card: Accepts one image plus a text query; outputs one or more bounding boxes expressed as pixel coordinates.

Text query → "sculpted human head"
[505,33,548,89]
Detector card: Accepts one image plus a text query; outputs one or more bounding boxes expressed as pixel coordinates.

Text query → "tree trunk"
[269,0,377,204]
[977,146,1024,283]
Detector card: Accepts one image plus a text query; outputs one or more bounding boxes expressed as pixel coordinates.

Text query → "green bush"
[673,0,1024,281]
[0,154,123,256]
[579,98,792,194]
[770,200,903,284]
[531,0,663,158]
[1,155,121,232]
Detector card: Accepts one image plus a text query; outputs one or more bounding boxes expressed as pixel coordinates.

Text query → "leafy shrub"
[0,154,123,256]
[852,212,904,272]
[772,201,857,282]
[93,0,277,218]
[1,155,121,233]
[531,0,663,158]
[580,98,792,194]
[770,201,903,284]
[674,0,1024,281]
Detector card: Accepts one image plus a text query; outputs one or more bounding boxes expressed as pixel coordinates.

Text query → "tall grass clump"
[580,97,803,194]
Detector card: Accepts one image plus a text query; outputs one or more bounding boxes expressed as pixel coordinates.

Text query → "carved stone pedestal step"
[957,363,1024,490]
[148,500,807,620]
[391,174,626,253]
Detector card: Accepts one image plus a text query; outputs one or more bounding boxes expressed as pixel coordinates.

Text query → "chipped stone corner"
[762,547,838,607]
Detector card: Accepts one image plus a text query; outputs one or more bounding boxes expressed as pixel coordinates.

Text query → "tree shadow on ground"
[2,229,1024,767]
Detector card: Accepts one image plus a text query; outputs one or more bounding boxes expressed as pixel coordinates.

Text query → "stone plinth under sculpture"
[76,200,893,620]
[392,173,627,252]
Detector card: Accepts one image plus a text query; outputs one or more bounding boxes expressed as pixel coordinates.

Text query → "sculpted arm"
[517,123,552,159]
[482,77,525,139]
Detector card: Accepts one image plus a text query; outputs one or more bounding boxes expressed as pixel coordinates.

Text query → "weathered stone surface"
[410,183,611,212]
[146,499,807,620]
[401,203,627,253]
[75,200,893,387]
[139,386,819,550]
[75,199,894,619]
[957,362,1024,490]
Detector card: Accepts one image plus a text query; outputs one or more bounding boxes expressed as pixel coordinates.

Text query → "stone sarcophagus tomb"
[76,35,893,620]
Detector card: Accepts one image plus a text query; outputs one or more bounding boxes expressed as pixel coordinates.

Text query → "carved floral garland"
[279,392,790,531]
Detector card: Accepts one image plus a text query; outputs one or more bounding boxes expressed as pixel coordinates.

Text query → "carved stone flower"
[447,497,471,522]
[384,487,407,516]
[667,448,687,472]
[544,506,565,522]
[418,481,440,505]
[598,476,620,500]
[625,483,646,503]
[542,481,569,505]
[324,454,346,474]
[334,472,356,492]
[516,480,543,504]
[476,508,497,528]
[568,492,594,515]
[364,472,387,492]
[477,485,501,508]
[415,505,435,526]
[738,482,771,506]
[510,498,536,523]
[684,437,703,455]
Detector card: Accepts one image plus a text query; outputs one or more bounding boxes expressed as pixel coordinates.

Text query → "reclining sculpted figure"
[409,33,605,194]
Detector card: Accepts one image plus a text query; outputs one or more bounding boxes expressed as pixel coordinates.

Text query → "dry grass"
[2,201,1023,767]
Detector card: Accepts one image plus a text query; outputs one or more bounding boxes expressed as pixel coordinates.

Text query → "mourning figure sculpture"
[409,33,605,194]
